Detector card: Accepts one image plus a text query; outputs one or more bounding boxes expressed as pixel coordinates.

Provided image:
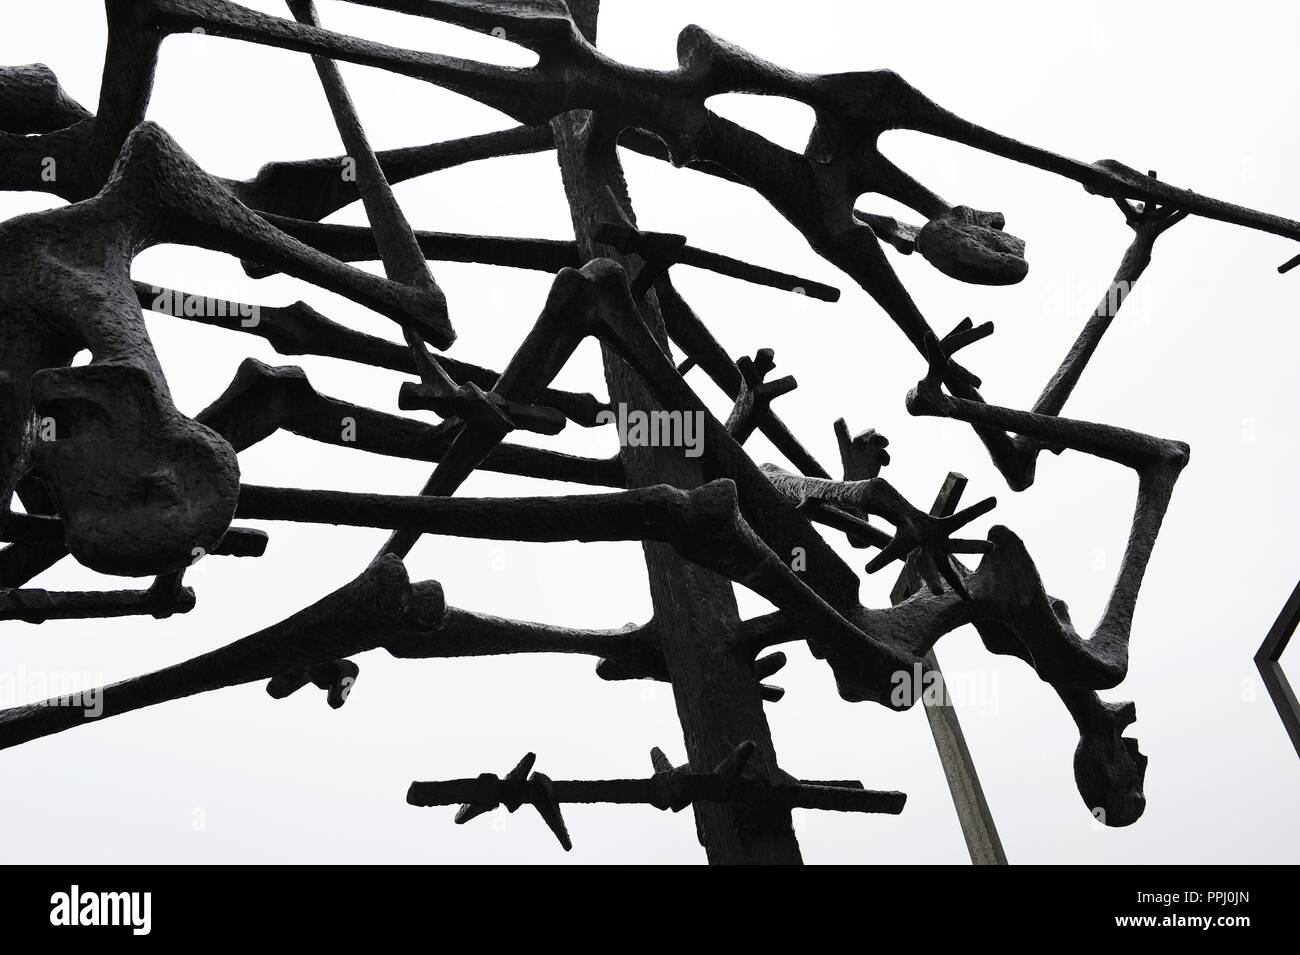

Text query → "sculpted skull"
[0,124,245,578]
[29,362,238,576]
[2,119,449,578]
[918,206,1029,286]
[1073,700,1148,828]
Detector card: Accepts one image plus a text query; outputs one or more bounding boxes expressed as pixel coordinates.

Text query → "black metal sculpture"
[1,0,1296,864]
[1257,582,1300,759]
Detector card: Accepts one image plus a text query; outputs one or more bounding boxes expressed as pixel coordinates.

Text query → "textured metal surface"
[1,0,1295,862]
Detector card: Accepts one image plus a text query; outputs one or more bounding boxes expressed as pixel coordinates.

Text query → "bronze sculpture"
[2,0,1296,865]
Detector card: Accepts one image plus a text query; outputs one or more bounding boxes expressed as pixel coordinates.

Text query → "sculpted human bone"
[0,120,450,575]
[0,0,1294,860]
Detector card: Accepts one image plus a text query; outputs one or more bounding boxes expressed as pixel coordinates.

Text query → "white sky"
[1,0,1297,864]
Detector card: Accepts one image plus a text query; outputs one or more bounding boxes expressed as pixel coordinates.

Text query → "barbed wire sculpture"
[1,0,1296,864]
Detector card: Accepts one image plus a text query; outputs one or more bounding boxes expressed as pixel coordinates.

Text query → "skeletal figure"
[0,120,449,576]
[0,0,1293,859]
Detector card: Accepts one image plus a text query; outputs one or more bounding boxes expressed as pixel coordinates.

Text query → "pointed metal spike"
[947,496,998,531]
[650,746,674,774]
[833,417,853,472]
[758,375,798,400]
[454,802,494,825]
[498,753,537,812]
[453,771,505,825]
[506,752,537,782]
[713,740,757,785]
[943,320,995,354]
[865,538,907,574]
[527,772,572,851]
[944,316,973,338]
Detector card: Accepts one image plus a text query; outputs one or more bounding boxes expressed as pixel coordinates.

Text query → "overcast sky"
[1,0,1297,864]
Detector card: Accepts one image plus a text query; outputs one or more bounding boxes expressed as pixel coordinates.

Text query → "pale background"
[1,0,1297,864]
